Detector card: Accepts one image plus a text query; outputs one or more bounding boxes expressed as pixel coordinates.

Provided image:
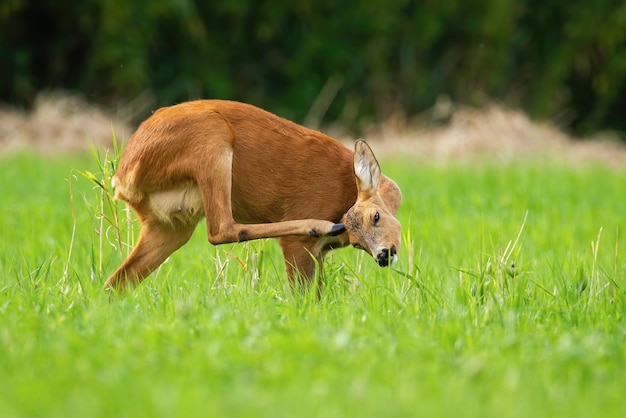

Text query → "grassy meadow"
[1,150,625,418]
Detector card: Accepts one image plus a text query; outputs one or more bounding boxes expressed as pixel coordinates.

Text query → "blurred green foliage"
[1,0,625,135]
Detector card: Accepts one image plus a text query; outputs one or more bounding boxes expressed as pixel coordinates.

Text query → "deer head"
[342,140,402,267]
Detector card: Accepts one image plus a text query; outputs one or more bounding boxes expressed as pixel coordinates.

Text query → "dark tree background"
[1,0,625,136]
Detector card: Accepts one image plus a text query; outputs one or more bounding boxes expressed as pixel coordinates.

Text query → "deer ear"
[354,139,381,194]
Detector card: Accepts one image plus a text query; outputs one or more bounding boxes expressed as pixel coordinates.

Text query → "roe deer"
[104,100,402,292]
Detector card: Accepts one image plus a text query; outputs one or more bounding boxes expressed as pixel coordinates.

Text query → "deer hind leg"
[278,237,325,295]
[197,146,343,244]
[104,220,195,292]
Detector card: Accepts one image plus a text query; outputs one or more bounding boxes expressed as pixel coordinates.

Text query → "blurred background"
[1,0,625,150]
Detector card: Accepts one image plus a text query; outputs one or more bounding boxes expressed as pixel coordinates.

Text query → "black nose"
[376,246,397,267]
[377,248,390,267]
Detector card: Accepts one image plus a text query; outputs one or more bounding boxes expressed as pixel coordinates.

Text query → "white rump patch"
[149,185,204,226]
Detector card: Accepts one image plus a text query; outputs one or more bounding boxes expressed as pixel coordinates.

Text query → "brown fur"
[104,100,402,293]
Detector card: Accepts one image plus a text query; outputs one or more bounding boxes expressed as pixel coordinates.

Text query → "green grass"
[1,153,625,418]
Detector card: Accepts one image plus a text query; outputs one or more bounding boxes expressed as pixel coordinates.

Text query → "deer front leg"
[279,236,326,295]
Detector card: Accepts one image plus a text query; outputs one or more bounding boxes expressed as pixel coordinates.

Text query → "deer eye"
[373,211,380,225]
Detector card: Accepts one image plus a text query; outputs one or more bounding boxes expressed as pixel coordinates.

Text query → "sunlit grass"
[1,153,625,418]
